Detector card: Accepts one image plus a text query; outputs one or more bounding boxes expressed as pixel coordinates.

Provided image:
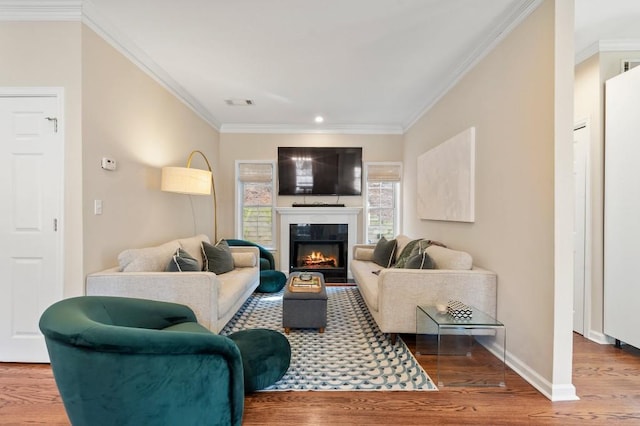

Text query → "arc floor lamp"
[161,150,218,241]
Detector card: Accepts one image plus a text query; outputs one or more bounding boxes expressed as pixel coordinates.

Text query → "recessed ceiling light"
[314,116,324,123]
[225,99,254,106]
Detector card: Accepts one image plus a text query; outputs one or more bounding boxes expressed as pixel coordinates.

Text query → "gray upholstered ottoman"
[283,272,327,333]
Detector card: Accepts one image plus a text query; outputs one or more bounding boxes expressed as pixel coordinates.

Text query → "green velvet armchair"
[39,296,244,426]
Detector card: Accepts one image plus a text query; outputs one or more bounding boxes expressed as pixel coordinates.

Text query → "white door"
[0,91,64,362]
[573,124,588,335]
[604,66,640,348]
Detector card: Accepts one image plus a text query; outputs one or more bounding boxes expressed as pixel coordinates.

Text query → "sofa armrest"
[227,240,274,270]
[228,246,261,267]
[86,270,221,330]
[352,244,376,260]
[375,267,497,333]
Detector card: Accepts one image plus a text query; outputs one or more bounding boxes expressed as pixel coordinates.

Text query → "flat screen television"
[278,147,362,196]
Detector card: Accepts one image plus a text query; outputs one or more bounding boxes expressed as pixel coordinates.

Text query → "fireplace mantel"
[276,207,361,279]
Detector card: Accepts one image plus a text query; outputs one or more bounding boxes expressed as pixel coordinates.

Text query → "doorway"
[0,88,64,362]
[573,121,590,336]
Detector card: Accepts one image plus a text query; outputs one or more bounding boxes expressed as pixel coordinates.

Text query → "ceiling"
[575,0,640,56]
[9,0,640,133]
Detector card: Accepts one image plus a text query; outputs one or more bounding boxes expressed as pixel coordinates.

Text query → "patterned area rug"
[221,286,437,391]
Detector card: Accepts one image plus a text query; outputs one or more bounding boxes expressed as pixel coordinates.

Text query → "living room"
[2,0,640,423]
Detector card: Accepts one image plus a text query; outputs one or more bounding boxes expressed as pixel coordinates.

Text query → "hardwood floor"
[1,333,639,425]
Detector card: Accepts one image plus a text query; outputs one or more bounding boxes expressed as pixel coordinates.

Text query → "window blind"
[238,162,273,182]
[366,163,402,182]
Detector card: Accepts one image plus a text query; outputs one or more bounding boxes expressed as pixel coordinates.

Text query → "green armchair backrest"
[39,296,244,426]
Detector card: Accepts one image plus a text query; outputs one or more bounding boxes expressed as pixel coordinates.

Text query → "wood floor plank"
[1,334,639,425]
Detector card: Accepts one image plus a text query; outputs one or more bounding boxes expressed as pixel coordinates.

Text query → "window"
[236,161,275,248]
[364,162,402,243]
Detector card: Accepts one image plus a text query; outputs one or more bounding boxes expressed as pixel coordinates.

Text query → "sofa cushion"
[118,240,181,272]
[232,252,257,268]
[394,235,412,262]
[178,234,210,271]
[354,247,374,261]
[165,248,201,272]
[372,237,397,268]
[394,239,422,268]
[425,245,472,270]
[404,251,435,269]
[202,240,235,275]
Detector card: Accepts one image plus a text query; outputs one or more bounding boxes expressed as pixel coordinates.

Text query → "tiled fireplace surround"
[276,207,361,281]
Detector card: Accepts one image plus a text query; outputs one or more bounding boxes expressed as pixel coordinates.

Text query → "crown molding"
[576,39,640,64]
[1,0,551,136]
[219,123,404,135]
[81,0,220,130]
[575,41,600,64]
[402,0,543,132]
[0,0,220,130]
[0,0,82,21]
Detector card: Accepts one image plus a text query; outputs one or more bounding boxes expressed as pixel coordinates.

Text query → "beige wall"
[2,6,581,398]
[403,0,574,397]
[0,22,83,297]
[219,132,402,266]
[0,22,220,296]
[81,26,220,277]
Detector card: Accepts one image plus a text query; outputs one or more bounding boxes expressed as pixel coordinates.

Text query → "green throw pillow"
[165,248,200,272]
[404,251,435,269]
[394,239,422,268]
[201,240,235,275]
[409,239,430,257]
[372,236,397,268]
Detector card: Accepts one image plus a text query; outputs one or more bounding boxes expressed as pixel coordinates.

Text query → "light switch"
[94,200,103,215]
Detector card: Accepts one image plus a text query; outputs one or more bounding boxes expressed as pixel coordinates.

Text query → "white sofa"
[86,235,259,333]
[350,235,497,338]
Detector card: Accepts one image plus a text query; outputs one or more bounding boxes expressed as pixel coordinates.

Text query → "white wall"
[403,0,575,400]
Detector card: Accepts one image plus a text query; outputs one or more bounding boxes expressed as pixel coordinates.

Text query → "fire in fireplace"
[302,251,336,267]
[297,244,339,268]
[290,224,348,282]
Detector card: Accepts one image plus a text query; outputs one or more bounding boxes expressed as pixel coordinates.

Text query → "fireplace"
[290,223,348,283]
[277,206,360,281]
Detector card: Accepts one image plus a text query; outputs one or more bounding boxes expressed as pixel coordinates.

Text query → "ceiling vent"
[621,60,640,73]
[225,99,254,106]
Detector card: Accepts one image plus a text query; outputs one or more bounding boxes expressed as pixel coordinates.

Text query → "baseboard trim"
[480,339,579,401]
[587,330,614,345]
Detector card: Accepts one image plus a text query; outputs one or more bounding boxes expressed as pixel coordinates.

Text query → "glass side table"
[416,305,506,387]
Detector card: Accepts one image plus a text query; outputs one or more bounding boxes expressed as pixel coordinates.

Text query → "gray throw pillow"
[166,248,201,272]
[201,240,235,275]
[404,251,435,269]
[372,236,397,268]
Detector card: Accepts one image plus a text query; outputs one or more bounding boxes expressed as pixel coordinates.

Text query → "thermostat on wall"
[101,157,117,171]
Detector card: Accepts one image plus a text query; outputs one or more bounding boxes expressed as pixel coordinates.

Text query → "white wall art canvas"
[417,127,475,222]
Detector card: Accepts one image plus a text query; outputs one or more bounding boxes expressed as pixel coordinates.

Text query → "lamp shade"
[161,166,212,195]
